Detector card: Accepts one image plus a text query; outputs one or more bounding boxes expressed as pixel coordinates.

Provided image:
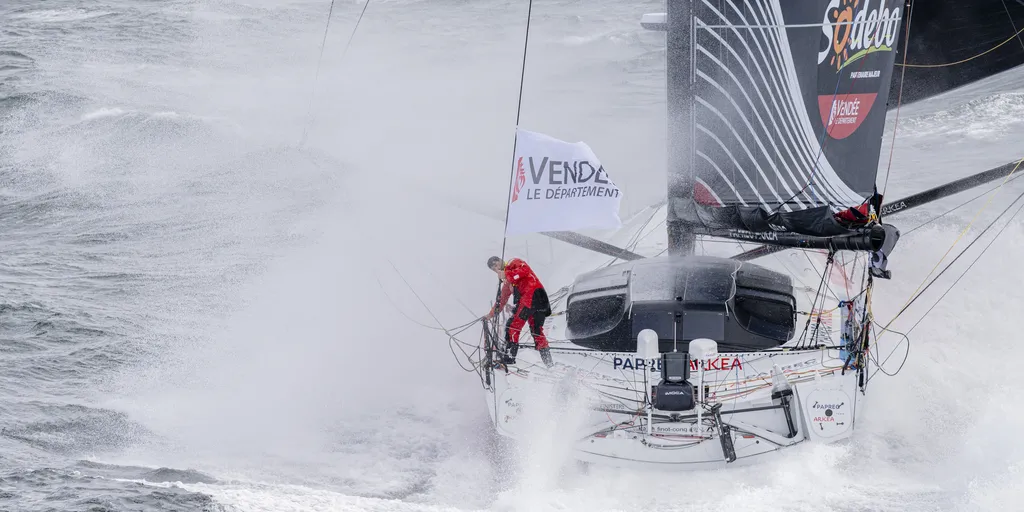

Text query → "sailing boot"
[502,342,519,365]
[539,347,553,367]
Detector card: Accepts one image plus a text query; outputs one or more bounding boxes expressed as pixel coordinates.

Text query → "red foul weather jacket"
[490,258,544,316]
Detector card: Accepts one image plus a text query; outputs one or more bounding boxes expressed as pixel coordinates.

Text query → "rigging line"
[498,0,534,263]
[896,25,1024,68]
[866,320,910,381]
[386,259,440,329]
[352,233,481,332]
[618,217,666,260]
[767,69,842,211]
[879,185,1024,351]
[880,157,1024,330]
[1000,0,1024,52]
[299,0,339,147]
[798,252,835,349]
[802,250,840,302]
[422,268,479,318]
[624,208,661,252]
[298,0,372,147]
[881,0,915,199]
[376,276,447,332]
[902,178,1021,236]
[773,252,819,305]
[333,187,484,329]
[770,41,875,212]
[599,208,661,268]
[449,329,486,374]
[903,190,1024,337]
[809,53,878,206]
[305,176,483,372]
[872,193,1024,380]
[384,257,488,359]
[374,252,482,334]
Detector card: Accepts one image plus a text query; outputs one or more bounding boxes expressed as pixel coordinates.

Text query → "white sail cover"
[504,128,623,236]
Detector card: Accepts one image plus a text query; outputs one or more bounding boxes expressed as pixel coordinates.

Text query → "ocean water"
[1,0,1023,511]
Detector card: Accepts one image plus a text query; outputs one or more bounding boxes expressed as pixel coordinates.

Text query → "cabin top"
[564,255,798,353]
[568,255,792,305]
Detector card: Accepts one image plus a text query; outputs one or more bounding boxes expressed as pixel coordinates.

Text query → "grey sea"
[2,0,1024,511]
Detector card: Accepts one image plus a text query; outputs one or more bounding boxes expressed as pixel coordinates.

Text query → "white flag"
[505,129,622,236]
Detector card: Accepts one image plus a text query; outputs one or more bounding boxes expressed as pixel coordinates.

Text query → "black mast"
[666,0,694,256]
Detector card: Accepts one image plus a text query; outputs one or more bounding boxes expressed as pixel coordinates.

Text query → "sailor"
[485,255,553,367]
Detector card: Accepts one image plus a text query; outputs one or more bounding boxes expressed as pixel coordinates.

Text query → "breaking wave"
[898,91,1024,140]
[5,8,118,24]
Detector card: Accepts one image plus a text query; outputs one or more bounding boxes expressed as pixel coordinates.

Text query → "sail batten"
[717,1,833,205]
[694,95,795,206]
[694,40,817,203]
[739,0,831,192]
[750,2,838,202]
[695,124,770,207]
[669,0,906,244]
[694,29,817,204]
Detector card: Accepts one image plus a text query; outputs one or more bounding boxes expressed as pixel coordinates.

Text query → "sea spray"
[490,366,595,511]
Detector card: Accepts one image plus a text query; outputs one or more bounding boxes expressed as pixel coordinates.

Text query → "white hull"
[484,344,864,470]
[480,205,873,471]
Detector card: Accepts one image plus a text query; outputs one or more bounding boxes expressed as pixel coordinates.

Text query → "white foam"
[128,480,486,512]
[80,107,126,121]
[898,92,1024,140]
[9,8,116,23]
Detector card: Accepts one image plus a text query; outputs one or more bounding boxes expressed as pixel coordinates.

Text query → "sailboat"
[476,0,1023,470]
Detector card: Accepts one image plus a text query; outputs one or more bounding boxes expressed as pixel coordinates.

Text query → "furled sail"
[667,0,906,244]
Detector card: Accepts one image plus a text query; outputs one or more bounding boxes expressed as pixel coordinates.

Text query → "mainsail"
[666,0,906,253]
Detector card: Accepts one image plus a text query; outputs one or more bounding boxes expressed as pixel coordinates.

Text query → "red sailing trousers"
[505,293,550,350]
